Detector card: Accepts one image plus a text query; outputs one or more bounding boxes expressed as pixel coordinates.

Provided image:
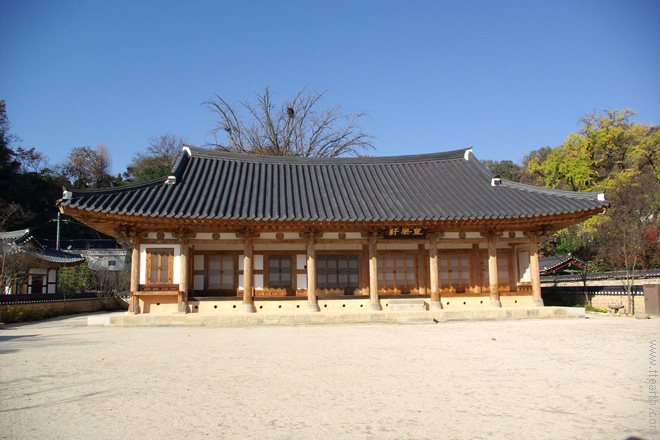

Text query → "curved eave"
[60,205,605,239]
[18,250,85,267]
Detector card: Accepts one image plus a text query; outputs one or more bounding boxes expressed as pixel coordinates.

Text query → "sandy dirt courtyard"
[1,312,658,440]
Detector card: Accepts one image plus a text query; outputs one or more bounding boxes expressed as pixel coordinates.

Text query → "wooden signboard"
[382,227,426,239]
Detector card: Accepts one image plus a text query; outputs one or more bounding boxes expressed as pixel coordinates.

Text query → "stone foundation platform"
[89,306,585,327]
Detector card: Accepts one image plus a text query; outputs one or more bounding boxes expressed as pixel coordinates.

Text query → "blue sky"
[1,0,658,176]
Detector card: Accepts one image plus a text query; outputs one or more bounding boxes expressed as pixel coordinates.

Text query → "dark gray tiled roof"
[59,147,609,223]
[539,253,587,275]
[24,248,86,265]
[0,229,85,265]
[0,229,31,244]
[42,239,122,251]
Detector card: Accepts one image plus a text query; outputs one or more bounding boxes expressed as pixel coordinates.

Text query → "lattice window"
[147,248,174,284]
[267,255,292,288]
[377,254,416,290]
[317,254,359,290]
[208,255,235,290]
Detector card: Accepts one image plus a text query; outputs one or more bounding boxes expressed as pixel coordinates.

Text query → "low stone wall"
[590,294,646,314]
[0,298,123,323]
[542,288,647,314]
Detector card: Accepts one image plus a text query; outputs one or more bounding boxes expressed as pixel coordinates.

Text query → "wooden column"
[487,234,501,307]
[242,236,256,313]
[306,235,320,312]
[368,235,381,311]
[429,233,442,309]
[529,233,544,307]
[417,244,427,295]
[471,243,482,293]
[178,235,190,313]
[129,234,140,314]
[510,244,519,293]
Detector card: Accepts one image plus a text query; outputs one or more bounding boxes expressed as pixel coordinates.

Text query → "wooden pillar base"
[242,304,256,313]
[430,301,443,310]
[370,302,382,311]
[131,294,139,314]
[306,304,320,312]
[532,298,544,307]
[490,299,502,308]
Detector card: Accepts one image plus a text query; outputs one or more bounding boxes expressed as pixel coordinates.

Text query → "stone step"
[389,304,427,311]
[397,315,435,324]
[388,298,427,305]
[388,299,427,311]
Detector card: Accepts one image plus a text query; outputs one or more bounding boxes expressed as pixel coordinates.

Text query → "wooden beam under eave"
[57,206,606,240]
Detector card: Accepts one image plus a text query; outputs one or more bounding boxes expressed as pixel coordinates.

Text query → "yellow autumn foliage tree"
[523,109,660,269]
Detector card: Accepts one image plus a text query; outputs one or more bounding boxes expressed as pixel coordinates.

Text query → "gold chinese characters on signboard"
[382,227,426,238]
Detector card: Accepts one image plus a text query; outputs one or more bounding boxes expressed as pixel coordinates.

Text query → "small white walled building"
[44,239,128,272]
[0,230,85,294]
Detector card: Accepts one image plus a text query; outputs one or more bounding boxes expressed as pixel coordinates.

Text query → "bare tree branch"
[204,86,375,157]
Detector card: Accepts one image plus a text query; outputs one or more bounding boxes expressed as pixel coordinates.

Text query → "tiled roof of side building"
[58,146,609,222]
[25,248,86,264]
[539,253,587,274]
[0,229,86,264]
[0,229,32,244]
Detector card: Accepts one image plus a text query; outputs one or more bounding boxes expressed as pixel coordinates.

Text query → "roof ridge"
[501,179,606,200]
[184,146,469,165]
[61,177,167,196]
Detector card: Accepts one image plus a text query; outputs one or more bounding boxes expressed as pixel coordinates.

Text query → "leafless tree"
[90,266,130,309]
[205,86,375,157]
[0,253,34,294]
[596,173,659,313]
[0,203,30,232]
[124,132,187,182]
[14,147,48,174]
[59,144,113,189]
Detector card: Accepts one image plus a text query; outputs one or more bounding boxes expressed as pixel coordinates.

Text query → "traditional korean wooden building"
[0,229,85,294]
[57,147,609,314]
[539,253,588,276]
